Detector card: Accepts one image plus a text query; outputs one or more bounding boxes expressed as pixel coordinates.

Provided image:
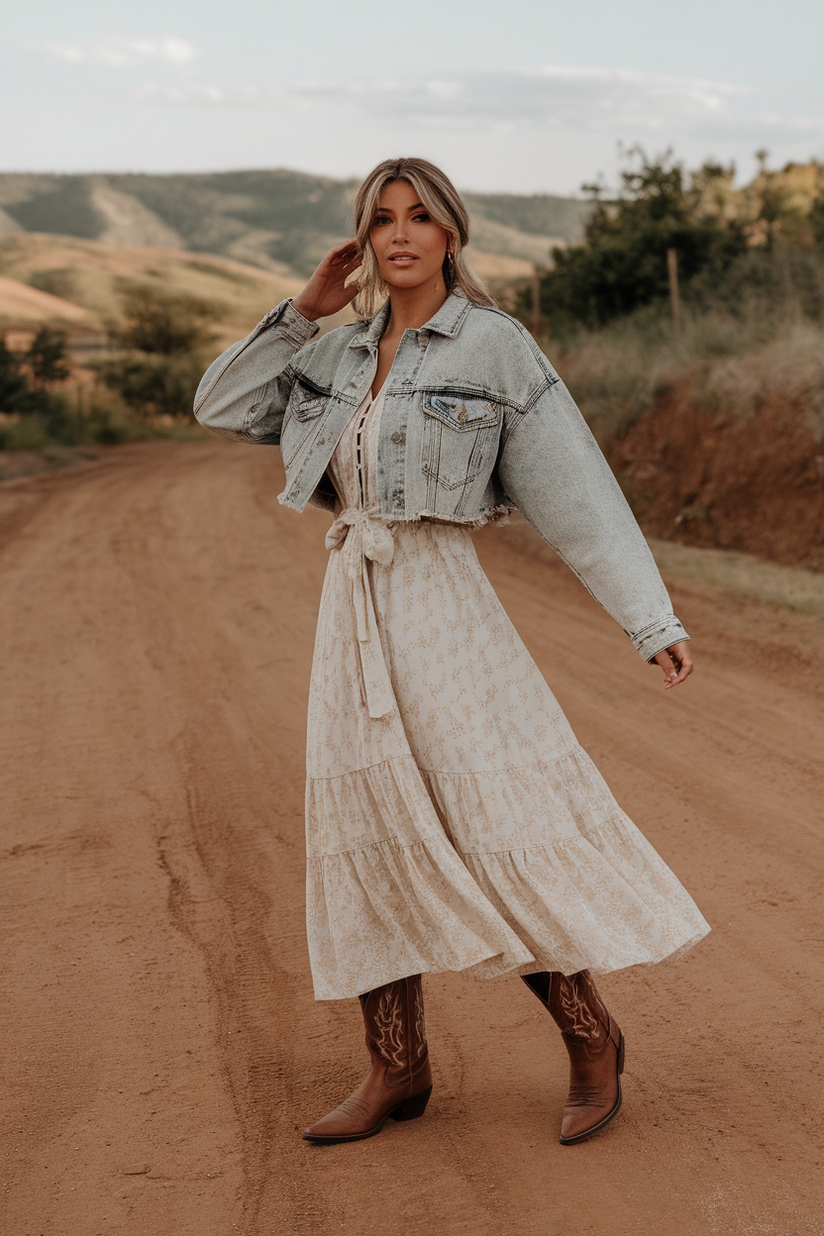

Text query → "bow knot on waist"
[325,506,395,569]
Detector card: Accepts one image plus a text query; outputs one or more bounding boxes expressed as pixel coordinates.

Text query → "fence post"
[531,268,542,336]
[667,248,682,344]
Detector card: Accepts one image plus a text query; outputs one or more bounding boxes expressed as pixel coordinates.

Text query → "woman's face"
[368,179,450,293]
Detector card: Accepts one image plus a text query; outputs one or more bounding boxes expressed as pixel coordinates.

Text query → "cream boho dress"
[305,387,710,1001]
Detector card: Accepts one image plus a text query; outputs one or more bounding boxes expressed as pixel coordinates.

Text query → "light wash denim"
[195,294,688,662]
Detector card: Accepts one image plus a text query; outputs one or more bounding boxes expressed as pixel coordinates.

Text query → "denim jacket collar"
[347,292,472,352]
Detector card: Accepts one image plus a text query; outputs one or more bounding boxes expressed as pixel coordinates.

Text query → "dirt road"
[2,440,822,1236]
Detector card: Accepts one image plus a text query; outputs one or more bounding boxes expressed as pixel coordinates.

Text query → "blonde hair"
[352,157,496,320]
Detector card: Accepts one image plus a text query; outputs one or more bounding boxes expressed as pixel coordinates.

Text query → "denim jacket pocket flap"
[290,391,326,422]
[290,378,328,422]
[423,393,500,432]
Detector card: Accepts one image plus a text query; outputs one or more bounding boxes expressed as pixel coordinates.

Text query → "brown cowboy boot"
[522,970,625,1145]
[303,974,433,1144]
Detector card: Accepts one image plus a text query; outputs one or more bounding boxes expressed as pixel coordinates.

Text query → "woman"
[195,157,710,1148]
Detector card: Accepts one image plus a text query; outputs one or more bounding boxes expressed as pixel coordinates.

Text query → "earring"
[445,249,455,284]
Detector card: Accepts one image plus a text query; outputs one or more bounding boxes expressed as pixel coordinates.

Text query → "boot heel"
[390,1084,433,1123]
[617,1031,625,1075]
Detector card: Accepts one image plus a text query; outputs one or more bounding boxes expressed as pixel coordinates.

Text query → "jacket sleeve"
[498,374,688,662]
[193,300,319,443]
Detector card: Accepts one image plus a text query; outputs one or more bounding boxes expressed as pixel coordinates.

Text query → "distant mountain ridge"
[0,170,590,277]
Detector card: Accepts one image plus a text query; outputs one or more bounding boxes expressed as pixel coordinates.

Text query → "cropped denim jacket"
[194,294,687,662]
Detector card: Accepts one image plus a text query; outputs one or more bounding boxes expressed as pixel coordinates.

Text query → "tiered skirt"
[305,519,709,1000]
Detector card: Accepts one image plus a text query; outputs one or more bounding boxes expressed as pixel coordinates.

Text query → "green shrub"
[0,416,50,451]
[28,327,71,386]
[94,284,222,420]
[687,244,824,327]
[95,352,207,420]
[115,285,222,356]
[531,150,748,331]
[0,339,36,413]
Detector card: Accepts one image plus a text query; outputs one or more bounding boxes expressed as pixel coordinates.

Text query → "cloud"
[47,37,196,67]
[136,66,748,128]
[133,65,824,148]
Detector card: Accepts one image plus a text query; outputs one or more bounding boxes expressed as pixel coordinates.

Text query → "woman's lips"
[388,254,418,264]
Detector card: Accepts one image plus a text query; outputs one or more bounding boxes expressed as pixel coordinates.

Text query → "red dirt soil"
[608,379,824,569]
[1,440,822,1236]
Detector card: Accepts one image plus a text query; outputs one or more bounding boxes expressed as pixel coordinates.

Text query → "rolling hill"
[0,232,310,349]
[0,170,590,279]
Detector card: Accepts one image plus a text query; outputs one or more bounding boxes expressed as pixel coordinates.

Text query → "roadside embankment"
[549,311,824,571]
[608,376,824,570]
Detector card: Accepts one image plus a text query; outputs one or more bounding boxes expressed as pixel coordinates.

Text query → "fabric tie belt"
[326,507,396,719]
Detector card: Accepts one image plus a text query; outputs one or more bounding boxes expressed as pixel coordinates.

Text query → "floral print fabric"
[304,389,709,1000]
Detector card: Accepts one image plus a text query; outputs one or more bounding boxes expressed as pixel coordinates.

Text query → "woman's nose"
[391,221,409,243]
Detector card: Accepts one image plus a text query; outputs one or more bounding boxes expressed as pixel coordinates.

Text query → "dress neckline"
[369,375,390,404]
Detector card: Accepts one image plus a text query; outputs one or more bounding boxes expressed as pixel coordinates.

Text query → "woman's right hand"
[292,240,363,322]
[650,640,694,689]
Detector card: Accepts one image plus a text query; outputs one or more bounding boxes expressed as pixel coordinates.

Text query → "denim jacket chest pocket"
[420,392,501,492]
[280,382,328,465]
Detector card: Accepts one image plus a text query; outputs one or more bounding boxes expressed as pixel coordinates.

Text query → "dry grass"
[545,302,824,447]
[650,537,824,619]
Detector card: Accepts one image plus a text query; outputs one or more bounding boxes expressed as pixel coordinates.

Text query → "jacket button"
[318,438,325,446]
[390,431,405,444]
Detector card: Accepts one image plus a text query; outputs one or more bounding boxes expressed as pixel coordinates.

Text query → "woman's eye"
[373,215,391,226]
[412,213,430,222]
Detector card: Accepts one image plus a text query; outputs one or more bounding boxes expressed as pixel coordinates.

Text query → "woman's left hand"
[650,640,693,689]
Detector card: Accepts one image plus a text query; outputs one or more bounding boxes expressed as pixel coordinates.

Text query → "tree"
[97,285,224,419]
[96,352,206,420]
[535,149,748,329]
[810,194,824,251]
[27,327,70,386]
[0,339,30,411]
[117,286,221,356]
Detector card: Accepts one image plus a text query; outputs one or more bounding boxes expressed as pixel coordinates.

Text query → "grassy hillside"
[0,170,588,278]
[0,233,310,349]
[463,191,590,240]
[0,234,317,461]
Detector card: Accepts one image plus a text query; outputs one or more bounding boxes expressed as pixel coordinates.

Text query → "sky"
[3,0,824,194]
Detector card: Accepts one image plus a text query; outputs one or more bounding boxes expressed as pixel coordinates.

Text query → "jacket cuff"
[259,299,320,347]
[632,617,690,662]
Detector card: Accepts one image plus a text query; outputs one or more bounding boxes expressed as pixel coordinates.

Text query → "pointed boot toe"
[302,976,432,1145]
[302,1084,433,1145]
[558,1028,625,1146]
[522,970,626,1146]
